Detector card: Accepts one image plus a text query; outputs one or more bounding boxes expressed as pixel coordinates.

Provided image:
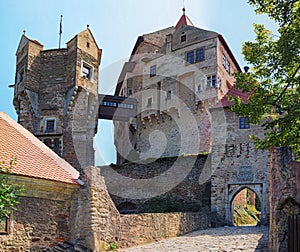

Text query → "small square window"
[181,35,186,43]
[239,117,250,129]
[186,51,194,64]
[195,49,204,62]
[45,119,55,133]
[207,75,217,88]
[150,65,156,77]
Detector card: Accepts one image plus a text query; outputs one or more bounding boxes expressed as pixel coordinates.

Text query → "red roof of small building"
[175,8,194,29]
[0,112,80,185]
[211,88,250,109]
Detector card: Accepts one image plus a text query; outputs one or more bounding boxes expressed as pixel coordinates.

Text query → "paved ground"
[119,226,268,252]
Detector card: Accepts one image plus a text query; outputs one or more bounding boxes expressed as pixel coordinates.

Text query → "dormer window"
[81,61,93,79]
[181,35,186,43]
[45,119,56,133]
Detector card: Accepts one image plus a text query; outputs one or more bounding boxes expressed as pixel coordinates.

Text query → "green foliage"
[108,242,118,251]
[0,158,24,220]
[230,0,300,155]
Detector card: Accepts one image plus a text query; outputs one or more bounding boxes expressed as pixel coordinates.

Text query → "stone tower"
[13,28,102,171]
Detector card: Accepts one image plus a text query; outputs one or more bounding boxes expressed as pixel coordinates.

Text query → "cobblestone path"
[120,226,268,252]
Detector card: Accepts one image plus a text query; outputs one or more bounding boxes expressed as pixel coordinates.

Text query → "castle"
[12,9,270,227]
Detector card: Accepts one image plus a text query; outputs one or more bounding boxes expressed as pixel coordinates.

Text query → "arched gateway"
[210,98,270,226]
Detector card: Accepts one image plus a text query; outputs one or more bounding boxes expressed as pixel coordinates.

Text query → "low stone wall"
[119,211,210,248]
[73,166,211,251]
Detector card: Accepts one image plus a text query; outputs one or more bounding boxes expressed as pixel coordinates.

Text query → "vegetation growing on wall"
[0,158,24,220]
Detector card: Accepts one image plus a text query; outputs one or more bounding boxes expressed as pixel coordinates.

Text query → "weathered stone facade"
[0,176,79,252]
[13,29,101,171]
[72,166,211,250]
[100,155,211,213]
[210,107,270,226]
[114,16,241,164]
[269,147,300,252]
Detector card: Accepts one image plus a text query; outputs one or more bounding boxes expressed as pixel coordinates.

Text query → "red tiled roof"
[211,88,250,109]
[175,8,194,29]
[0,112,79,185]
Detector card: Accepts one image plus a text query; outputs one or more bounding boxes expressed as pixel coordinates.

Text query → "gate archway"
[226,183,266,225]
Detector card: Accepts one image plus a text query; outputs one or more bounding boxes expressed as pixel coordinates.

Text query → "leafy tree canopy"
[231,0,300,155]
[0,158,24,220]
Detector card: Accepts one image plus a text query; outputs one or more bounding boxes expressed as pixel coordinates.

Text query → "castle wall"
[101,155,211,214]
[0,176,79,252]
[210,107,270,226]
[269,147,300,252]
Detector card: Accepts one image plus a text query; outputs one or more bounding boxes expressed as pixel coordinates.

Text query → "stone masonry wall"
[119,211,210,248]
[0,197,72,252]
[72,166,211,251]
[210,107,270,226]
[269,147,300,252]
[101,155,211,214]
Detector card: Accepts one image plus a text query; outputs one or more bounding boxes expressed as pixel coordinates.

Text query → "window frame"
[186,51,195,64]
[146,97,153,108]
[150,65,156,78]
[207,75,218,88]
[0,217,10,235]
[195,49,204,62]
[44,118,56,133]
[239,117,250,129]
[181,35,186,43]
[81,61,94,79]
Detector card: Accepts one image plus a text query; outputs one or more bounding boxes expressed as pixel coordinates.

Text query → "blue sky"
[0,0,278,165]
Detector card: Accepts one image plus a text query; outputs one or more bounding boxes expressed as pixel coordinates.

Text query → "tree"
[0,158,24,220]
[231,0,300,155]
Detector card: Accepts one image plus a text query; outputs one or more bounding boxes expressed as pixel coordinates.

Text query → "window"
[222,53,231,74]
[81,62,93,79]
[181,35,186,43]
[195,49,204,62]
[207,75,218,88]
[0,217,10,235]
[86,42,90,48]
[186,49,205,64]
[186,51,194,64]
[45,119,56,133]
[150,65,156,77]
[166,90,172,100]
[239,117,250,129]
[197,85,201,92]
[128,89,133,95]
[147,97,152,107]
